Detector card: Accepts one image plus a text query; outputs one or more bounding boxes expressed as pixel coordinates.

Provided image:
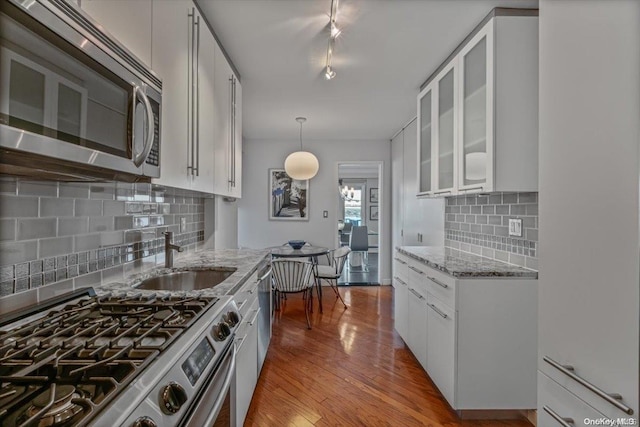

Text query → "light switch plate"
[509,218,523,237]
[180,217,187,233]
[323,210,328,218]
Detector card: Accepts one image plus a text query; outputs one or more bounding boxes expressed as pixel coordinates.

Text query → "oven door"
[180,342,236,427]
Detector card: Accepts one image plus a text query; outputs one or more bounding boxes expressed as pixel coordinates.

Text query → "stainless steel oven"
[0,289,240,427]
[0,0,161,182]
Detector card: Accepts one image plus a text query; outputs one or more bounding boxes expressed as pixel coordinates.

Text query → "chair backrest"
[342,223,352,234]
[339,223,353,246]
[349,226,369,251]
[332,246,351,275]
[271,259,314,293]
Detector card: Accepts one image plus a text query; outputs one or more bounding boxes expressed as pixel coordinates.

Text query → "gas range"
[0,288,240,427]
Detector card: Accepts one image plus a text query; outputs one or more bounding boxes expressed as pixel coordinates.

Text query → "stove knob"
[132,416,157,427]
[212,321,231,341]
[160,382,188,414]
[226,311,240,326]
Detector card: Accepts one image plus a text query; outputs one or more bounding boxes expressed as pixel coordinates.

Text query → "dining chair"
[271,259,315,329]
[349,226,369,271]
[339,223,352,246]
[315,246,351,310]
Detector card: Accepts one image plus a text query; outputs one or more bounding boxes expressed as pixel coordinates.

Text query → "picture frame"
[369,187,379,203]
[269,169,309,221]
[369,205,379,221]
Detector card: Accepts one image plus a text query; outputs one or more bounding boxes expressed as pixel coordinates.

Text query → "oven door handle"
[133,85,155,167]
[201,342,236,426]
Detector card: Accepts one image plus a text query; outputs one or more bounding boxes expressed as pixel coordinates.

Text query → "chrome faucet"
[164,231,184,268]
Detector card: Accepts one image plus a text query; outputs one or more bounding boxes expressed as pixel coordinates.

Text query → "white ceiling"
[197,0,538,142]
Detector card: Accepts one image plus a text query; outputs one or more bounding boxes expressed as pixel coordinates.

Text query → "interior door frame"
[334,161,384,284]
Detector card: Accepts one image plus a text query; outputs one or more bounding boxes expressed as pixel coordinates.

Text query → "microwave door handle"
[202,342,236,426]
[132,86,155,167]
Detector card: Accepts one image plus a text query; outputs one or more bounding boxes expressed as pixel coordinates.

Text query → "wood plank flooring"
[244,286,534,427]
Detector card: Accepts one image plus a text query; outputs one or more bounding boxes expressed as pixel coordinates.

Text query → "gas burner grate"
[0,292,217,426]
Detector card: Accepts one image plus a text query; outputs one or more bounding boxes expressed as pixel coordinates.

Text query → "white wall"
[238,138,392,283]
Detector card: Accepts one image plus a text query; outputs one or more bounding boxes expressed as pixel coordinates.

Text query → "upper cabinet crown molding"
[417,8,538,197]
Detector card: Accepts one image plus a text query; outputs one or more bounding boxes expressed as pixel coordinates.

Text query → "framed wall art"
[269,169,309,221]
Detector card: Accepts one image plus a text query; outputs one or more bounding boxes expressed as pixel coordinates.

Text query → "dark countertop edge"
[397,247,538,279]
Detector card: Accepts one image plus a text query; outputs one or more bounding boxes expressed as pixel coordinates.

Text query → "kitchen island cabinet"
[394,247,537,415]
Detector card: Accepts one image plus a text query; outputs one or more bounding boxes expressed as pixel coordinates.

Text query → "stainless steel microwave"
[0,0,161,182]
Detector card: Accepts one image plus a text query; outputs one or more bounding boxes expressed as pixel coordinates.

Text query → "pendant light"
[284,117,319,180]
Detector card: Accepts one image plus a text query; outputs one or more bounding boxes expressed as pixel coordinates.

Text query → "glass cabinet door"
[459,23,493,191]
[436,66,456,192]
[417,87,432,194]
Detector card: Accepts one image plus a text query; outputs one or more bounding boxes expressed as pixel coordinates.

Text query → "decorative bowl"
[288,240,306,250]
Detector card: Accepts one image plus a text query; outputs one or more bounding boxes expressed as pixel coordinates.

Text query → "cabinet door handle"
[232,77,236,187]
[187,9,195,176]
[257,268,272,283]
[428,276,448,289]
[409,265,425,275]
[427,302,448,319]
[228,76,234,187]
[249,307,260,326]
[408,288,425,300]
[460,185,483,193]
[194,14,200,177]
[235,334,247,351]
[393,276,406,286]
[542,406,574,427]
[394,257,407,265]
[543,356,634,415]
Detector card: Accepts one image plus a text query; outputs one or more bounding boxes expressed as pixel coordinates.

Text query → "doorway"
[335,162,383,285]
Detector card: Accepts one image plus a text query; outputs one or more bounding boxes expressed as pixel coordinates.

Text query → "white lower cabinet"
[395,249,537,412]
[233,275,260,427]
[426,293,455,405]
[234,297,259,427]
[538,371,605,427]
[392,274,409,343]
[407,283,428,370]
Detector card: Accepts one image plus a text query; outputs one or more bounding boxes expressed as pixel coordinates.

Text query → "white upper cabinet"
[434,63,457,196]
[458,23,492,192]
[416,10,538,197]
[213,41,242,198]
[416,86,433,196]
[151,0,191,190]
[190,12,216,193]
[80,0,153,67]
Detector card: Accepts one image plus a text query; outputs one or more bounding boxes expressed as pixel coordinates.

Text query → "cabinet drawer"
[407,259,429,296]
[394,253,409,283]
[423,266,456,308]
[538,371,607,427]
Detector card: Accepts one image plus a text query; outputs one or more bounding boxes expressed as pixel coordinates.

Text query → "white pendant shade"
[284,151,319,180]
[465,152,487,181]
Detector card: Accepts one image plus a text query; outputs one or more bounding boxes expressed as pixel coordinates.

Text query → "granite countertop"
[397,246,538,279]
[95,249,270,297]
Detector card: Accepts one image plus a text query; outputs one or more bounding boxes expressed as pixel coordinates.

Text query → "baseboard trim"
[380,278,391,285]
[457,409,534,422]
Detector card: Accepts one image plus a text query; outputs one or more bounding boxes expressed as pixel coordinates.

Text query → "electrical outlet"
[509,218,523,237]
[180,217,187,233]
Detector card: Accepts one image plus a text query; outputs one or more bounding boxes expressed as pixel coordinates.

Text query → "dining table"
[268,245,330,313]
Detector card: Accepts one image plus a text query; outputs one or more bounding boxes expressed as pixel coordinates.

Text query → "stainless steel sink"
[136,268,237,291]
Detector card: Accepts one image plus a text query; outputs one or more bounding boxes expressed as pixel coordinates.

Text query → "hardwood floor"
[244,286,533,427]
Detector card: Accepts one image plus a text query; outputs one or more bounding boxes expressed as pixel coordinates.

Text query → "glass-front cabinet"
[434,62,457,195]
[458,21,493,192]
[414,12,538,198]
[416,86,433,195]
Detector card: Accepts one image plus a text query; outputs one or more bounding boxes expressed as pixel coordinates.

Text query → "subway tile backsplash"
[444,192,538,270]
[0,178,209,297]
